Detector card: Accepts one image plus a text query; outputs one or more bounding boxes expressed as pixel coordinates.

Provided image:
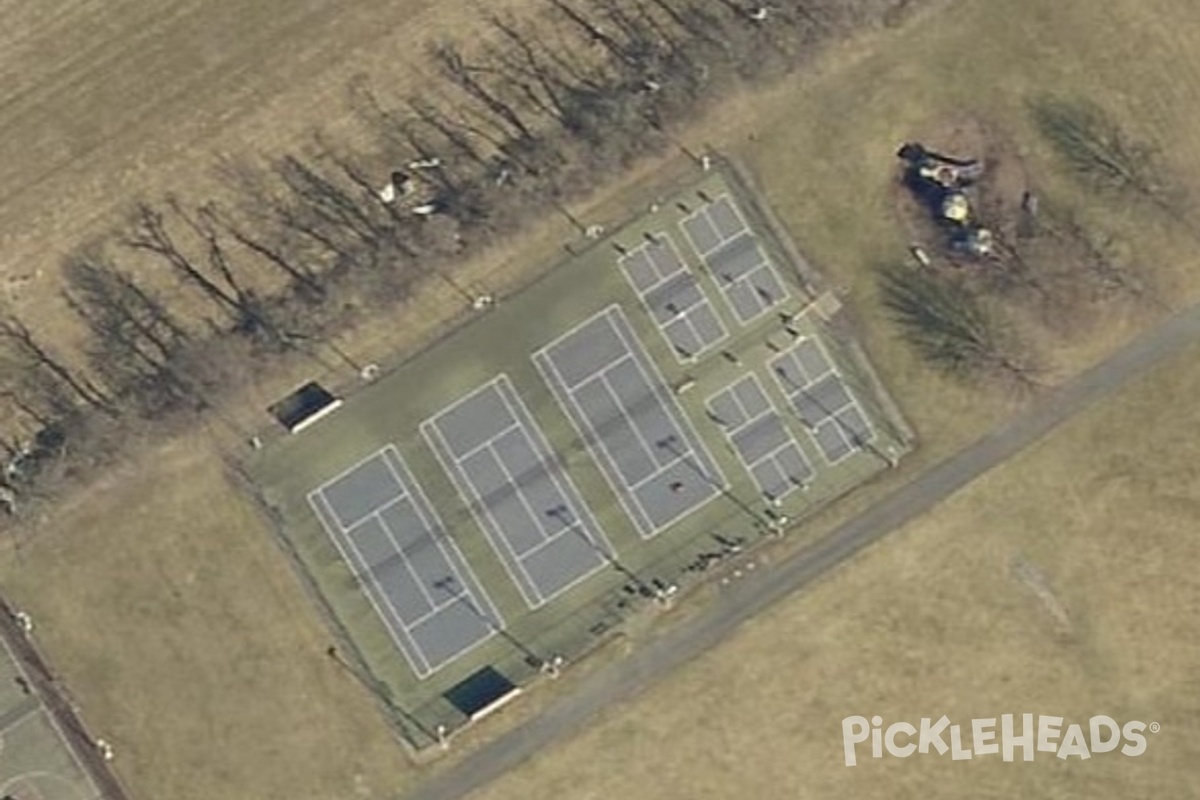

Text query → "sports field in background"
[246,162,913,748]
[0,633,101,800]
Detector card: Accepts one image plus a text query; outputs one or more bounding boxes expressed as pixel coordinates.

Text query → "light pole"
[772,365,896,469]
[431,577,557,676]
[545,505,665,602]
[654,435,770,530]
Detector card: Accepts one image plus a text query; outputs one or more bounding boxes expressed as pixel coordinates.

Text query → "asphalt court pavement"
[706,374,814,501]
[618,233,727,361]
[680,194,789,324]
[309,446,501,678]
[534,305,725,538]
[422,375,612,609]
[769,338,874,463]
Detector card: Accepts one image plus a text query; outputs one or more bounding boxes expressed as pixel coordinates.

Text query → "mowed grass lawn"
[467,312,1200,800]
[4,0,1200,799]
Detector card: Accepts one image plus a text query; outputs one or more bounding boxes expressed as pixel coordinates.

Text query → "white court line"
[682,193,744,256]
[310,448,400,514]
[381,446,505,625]
[364,507,441,611]
[0,702,41,736]
[604,306,728,534]
[446,420,523,467]
[535,304,726,537]
[679,204,725,258]
[532,346,654,538]
[421,407,547,610]
[726,261,787,325]
[706,373,811,500]
[767,340,876,465]
[495,377,616,571]
[381,447,506,665]
[532,305,631,384]
[596,365,662,478]
[309,489,430,677]
[0,635,103,800]
[703,383,748,430]
[814,419,856,466]
[670,300,728,359]
[641,274,728,362]
[518,523,576,560]
[625,231,728,343]
[687,194,792,325]
[487,440,557,546]
[618,235,689,297]
[586,361,687,538]
[790,337,875,448]
[309,443,506,677]
[401,589,469,630]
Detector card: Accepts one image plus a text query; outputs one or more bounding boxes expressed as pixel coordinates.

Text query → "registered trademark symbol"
[1149,722,1161,733]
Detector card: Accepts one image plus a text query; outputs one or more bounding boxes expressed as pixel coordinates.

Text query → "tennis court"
[617,232,728,361]
[533,305,725,538]
[769,337,875,463]
[247,159,913,748]
[681,194,789,324]
[421,375,612,609]
[0,634,103,800]
[706,373,814,501]
[308,446,502,678]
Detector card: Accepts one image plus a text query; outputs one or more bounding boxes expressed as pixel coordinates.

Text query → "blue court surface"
[534,305,726,538]
[769,337,874,463]
[706,373,814,501]
[421,375,613,609]
[309,446,502,678]
[618,232,728,361]
[681,194,790,324]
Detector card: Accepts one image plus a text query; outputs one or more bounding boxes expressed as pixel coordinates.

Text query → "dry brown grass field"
[3,0,1200,799]
[468,336,1200,800]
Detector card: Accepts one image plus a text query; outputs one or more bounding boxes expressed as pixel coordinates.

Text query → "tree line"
[879,97,1181,389]
[0,0,914,516]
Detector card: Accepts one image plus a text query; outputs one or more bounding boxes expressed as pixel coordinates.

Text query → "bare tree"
[1030,97,1185,221]
[431,42,537,141]
[122,200,247,326]
[201,202,327,301]
[0,316,115,414]
[877,263,1038,387]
